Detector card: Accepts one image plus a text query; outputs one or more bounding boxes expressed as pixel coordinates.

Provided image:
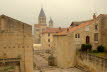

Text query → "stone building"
[49,18,53,28]
[34,8,47,44]
[0,15,33,72]
[34,8,54,44]
[53,14,107,68]
[41,28,66,50]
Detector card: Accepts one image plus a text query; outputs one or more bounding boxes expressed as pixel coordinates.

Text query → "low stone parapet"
[77,51,107,72]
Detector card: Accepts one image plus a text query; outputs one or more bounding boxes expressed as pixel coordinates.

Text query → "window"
[48,39,50,42]
[75,34,78,38]
[95,25,98,30]
[75,34,80,38]
[94,33,98,41]
[78,34,80,38]
[4,47,6,49]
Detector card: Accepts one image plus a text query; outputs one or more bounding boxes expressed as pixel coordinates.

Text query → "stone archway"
[86,36,90,44]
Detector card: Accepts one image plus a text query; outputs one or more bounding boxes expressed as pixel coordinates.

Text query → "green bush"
[97,45,105,52]
[81,44,92,52]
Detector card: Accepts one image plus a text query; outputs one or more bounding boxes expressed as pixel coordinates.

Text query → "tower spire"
[49,17,53,28]
[39,8,46,17]
[38,8,46,25]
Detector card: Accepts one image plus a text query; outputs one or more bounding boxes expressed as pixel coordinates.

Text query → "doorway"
[86,36,90,44]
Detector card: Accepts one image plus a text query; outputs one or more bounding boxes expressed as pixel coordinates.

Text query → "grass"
[89,52,107,58]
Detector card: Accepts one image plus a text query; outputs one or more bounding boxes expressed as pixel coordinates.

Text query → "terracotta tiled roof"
[55,19,95,36]
[70,19,93,27]
[42,28,66,34]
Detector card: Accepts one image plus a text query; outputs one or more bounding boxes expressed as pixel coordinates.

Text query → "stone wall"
[34,24,47,44]
[53,35,76,68]
[98,15,107,51]
[0,15,33,72]
[77,51,107,72]
[41,33,54,50]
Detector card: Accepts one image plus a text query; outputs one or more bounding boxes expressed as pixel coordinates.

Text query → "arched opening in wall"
[86,36,90,44]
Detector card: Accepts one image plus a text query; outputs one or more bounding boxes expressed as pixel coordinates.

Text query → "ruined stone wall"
[77,52,107,72]
[0,15,33,72]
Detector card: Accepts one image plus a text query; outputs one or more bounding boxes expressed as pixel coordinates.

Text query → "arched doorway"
[86,36,90,44]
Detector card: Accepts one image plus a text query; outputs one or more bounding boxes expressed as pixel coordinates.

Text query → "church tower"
[38,8,46,25]
[49,17,53,28]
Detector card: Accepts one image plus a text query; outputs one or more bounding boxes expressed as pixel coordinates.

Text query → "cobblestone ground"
[34,53,49,68]
[34,50,86,72]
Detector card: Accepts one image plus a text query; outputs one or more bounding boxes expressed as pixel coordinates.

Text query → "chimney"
[67,28,69,32]
[59,27,61,30]
[93,13,96,19]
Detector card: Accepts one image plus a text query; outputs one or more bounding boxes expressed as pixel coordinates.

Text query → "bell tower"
[38,8,46,25]
[49,17,53,28]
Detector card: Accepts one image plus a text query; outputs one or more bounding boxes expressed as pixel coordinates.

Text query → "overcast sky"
[0,0,107,27]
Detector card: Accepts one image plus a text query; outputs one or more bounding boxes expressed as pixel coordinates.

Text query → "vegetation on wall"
[81,44,92,52]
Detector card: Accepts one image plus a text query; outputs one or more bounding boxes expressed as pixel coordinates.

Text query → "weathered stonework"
[0,15,33,72]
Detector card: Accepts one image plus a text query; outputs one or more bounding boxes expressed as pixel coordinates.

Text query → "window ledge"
[95,41,99,43]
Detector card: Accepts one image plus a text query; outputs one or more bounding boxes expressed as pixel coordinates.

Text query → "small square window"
[48,39,50,42]
[75,34,78,38]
